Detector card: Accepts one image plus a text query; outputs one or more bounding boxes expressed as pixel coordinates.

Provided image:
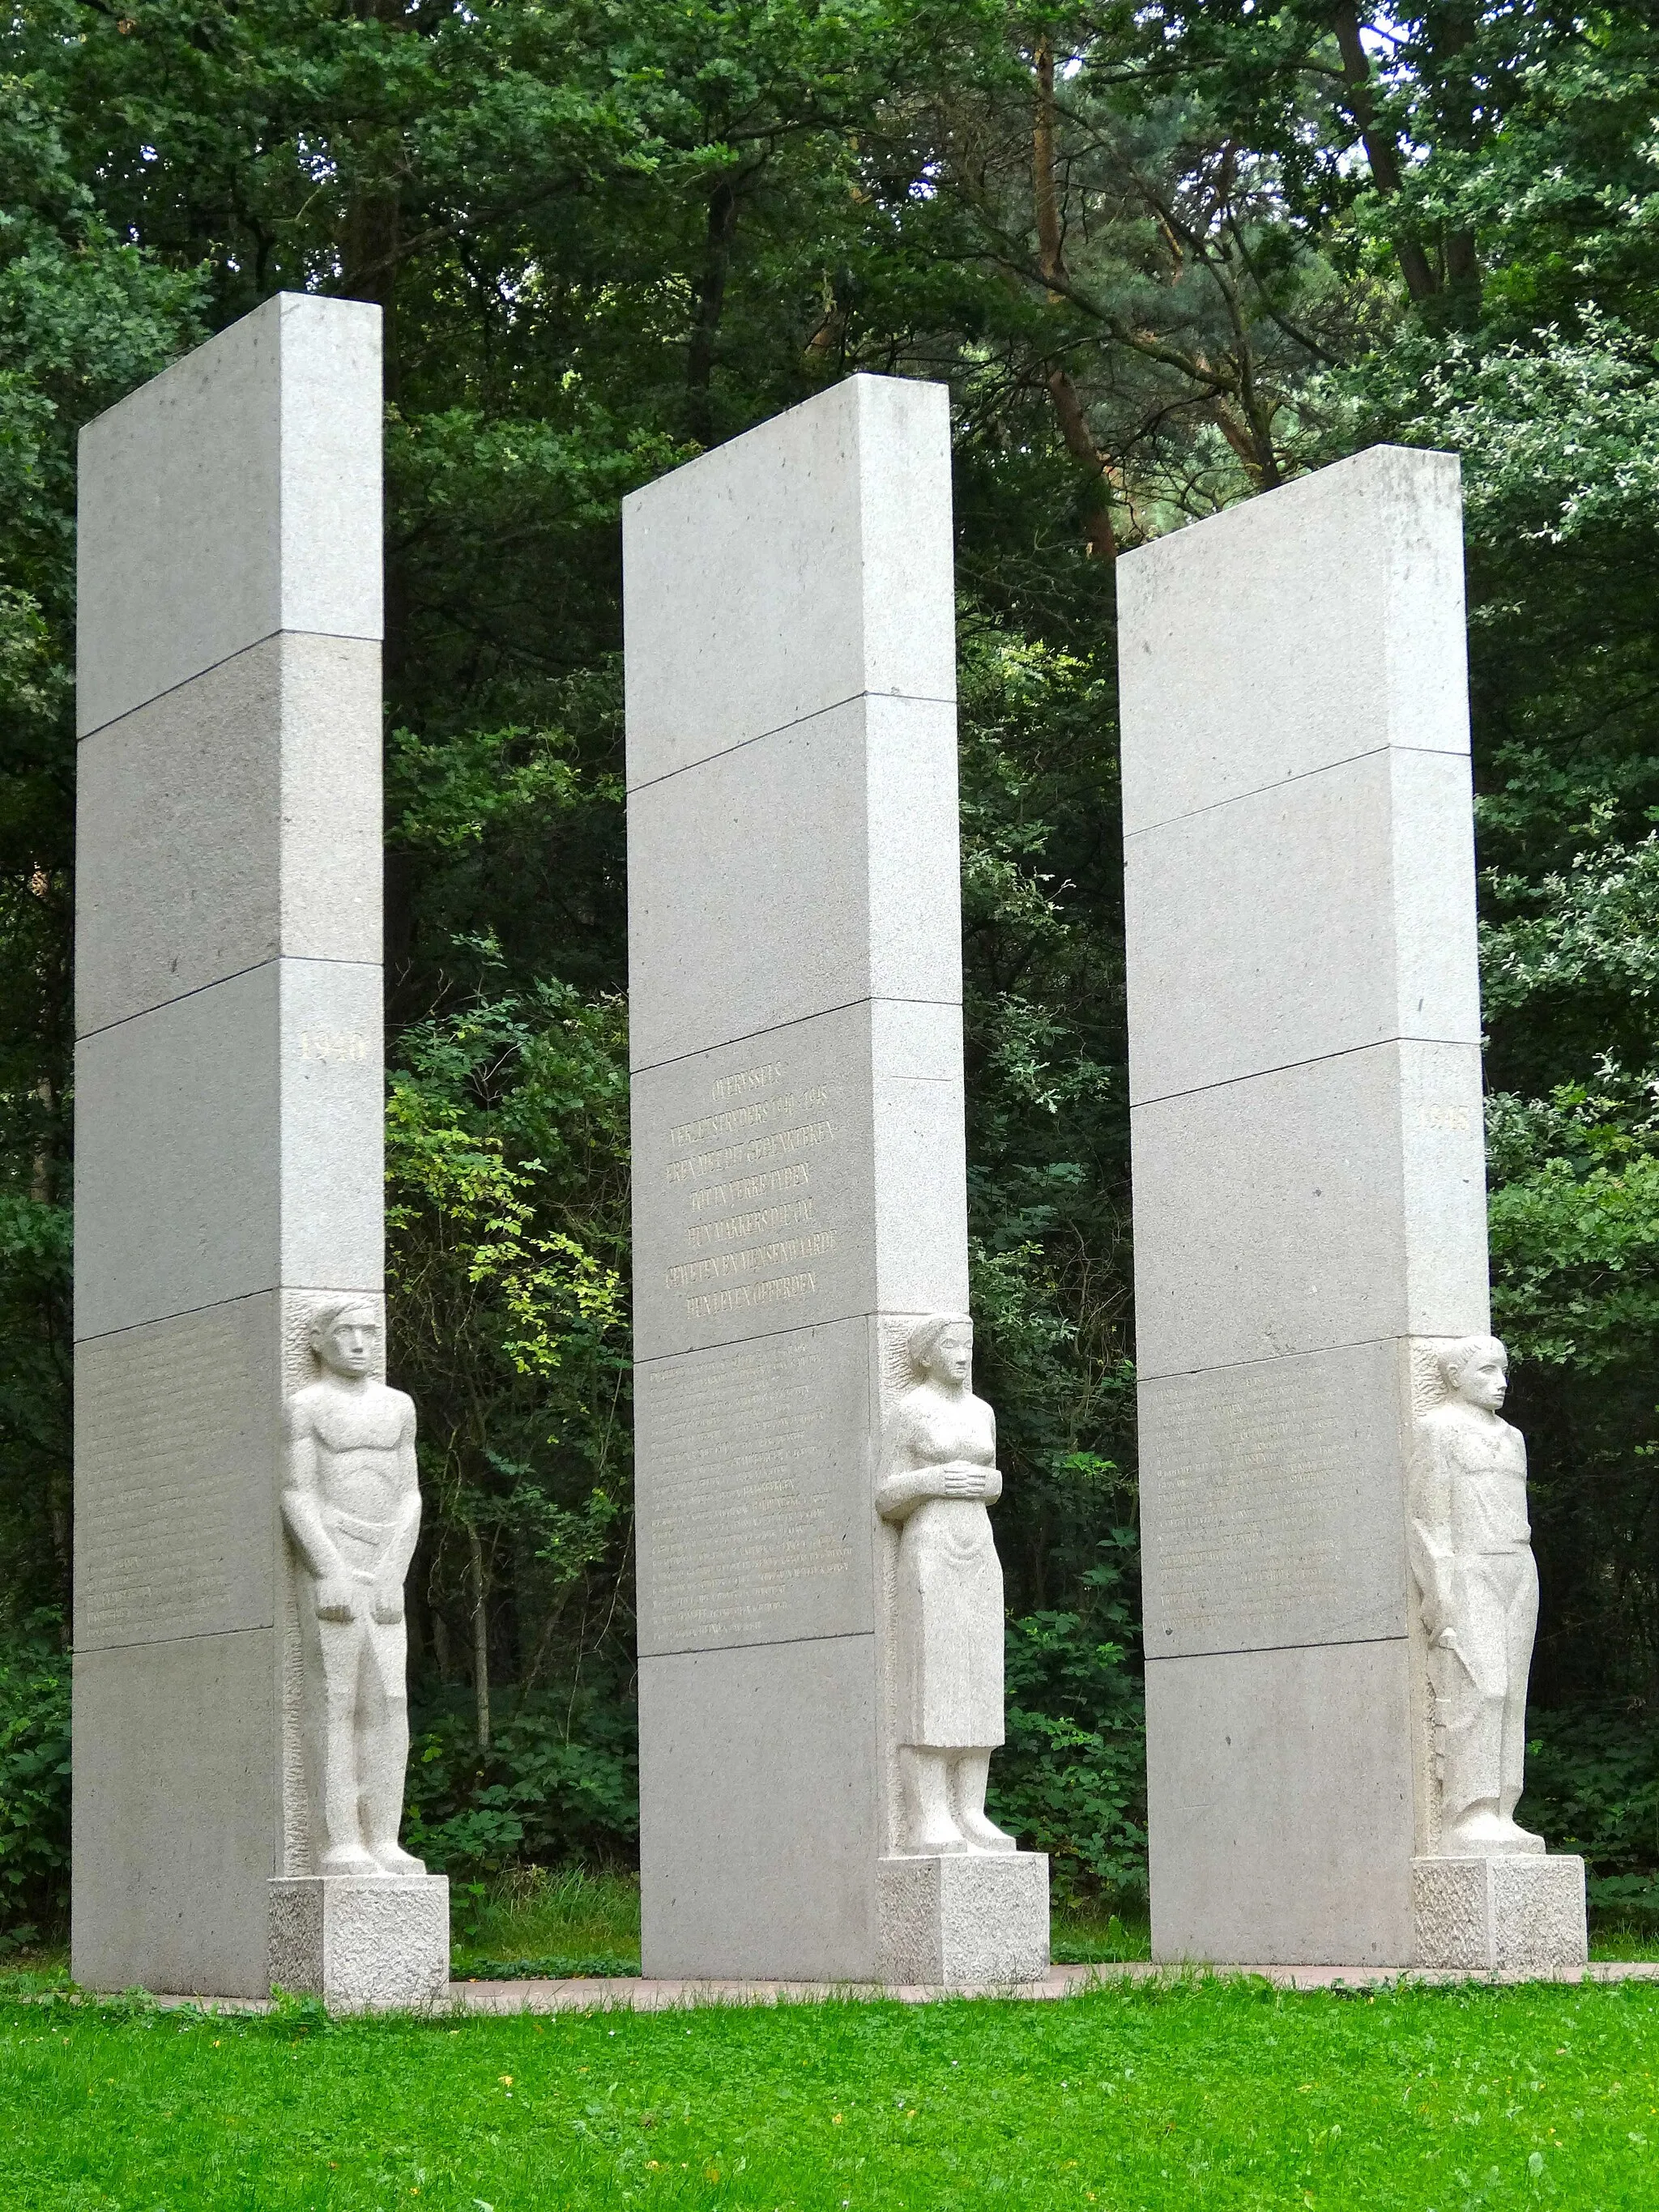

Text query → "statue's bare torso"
[289,1379,416,1564]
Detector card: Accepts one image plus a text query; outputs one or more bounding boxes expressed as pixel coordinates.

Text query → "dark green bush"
[1524,1703,1659,1924]
[0,1619,70,1947]
[403,1686,638,1878]
[988,1538,1147,1904]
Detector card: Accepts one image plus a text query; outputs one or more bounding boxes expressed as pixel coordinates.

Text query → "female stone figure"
[1409,1335,1543,1855]
[876,1314,1015,1855]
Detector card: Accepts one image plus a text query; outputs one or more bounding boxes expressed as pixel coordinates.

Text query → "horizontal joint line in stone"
[77,1621,274,1658]
[630,993,962,1076]
[1145,1632,1409,1665]
[74,1280,382,1348]
[75,953,383,1044]
[635,1301,888,1359]
[1137,1328,1445,1385]
[1123,742,1467,840]
[75,624,381,745]
[641,1627,873,1663]
[1129,1031,1478,1112]
[634,1307,960,1370]
[625,685,957,796]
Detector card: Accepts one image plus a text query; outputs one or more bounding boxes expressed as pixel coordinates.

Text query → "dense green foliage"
[6,1977,1659,2206]
[0,1619,67,1951]
[1,2,1657,1934]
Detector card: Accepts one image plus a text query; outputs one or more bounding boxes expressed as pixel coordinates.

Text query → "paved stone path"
[450,1959,1659,2010]
[124,1958,1659,2014]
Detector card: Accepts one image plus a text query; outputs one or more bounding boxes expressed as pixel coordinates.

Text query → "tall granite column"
[73,295,444,2001]
[625,375,1049,1982]
[1119,447,1587,1970]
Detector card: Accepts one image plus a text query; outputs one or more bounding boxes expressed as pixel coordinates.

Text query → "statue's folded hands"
[935,1460,998,1502]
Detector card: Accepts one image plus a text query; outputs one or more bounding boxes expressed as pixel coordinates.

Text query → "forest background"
[2,0,1658,1944]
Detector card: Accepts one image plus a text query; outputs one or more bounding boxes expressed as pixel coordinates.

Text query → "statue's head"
[309,1298,380,1380]
[908,1312,973,1386]
[1438,1334,1508,1413]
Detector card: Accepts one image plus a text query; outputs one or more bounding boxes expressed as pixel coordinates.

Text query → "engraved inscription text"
[656,1054,844,1324]
[77,1303,268,1647]
[640,1334,854,1650]
[1143,1356,1402,1653]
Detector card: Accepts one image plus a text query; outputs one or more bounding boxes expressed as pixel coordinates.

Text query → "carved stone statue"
[876,1314,1016,1856]
[282,1298,426,1877]
[1409,1335,1543,1856]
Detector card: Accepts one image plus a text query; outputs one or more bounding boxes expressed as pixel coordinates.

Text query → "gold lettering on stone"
[685,1269,818,1322]
[667,1085,828,1151]
[642,1335,851,1650]
[1418,1103,1477,1134]
[299,1029,369,1064]
[666,1231,835,1291]
[709,1060,784,1104]
[663,1117,834,1187]
[689,1161,810,1214]
[687,1196,816,1251]
[652,1046,845,1336]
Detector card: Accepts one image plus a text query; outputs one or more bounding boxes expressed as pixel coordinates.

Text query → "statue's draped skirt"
[893,1495,1004,1748]
[1432,1545,1538,1823]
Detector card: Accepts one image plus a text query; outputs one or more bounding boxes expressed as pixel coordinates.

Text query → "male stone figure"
[1410,1336,1544,1856]
[282,1299,425,1877]
[877,1315,1016,1856]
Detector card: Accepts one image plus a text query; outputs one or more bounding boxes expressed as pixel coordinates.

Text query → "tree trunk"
[340,0,407,396]
[1033,33,1063,288]
[28,860,55,1204]
[1033,35,1117,559]
[48,1478,70,1613]
[30,1073,52,1205]
[467,1520,491,1751]
[1423,2,1482,309]
[343,185,403,394]
[1330,5,1440,305]
[1046,368,1120,559]
[687,177,739,445]
[339,2,407,697]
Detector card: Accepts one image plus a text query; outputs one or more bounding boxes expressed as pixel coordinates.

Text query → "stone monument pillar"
[1118,445,1587,1971]
[625,374,1048,1983]
[73,294,448,2004]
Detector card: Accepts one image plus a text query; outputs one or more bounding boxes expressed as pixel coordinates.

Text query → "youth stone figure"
[282,1298,426,1877]
[1409,1336,1544,1856]
[877,1315,1017,1856]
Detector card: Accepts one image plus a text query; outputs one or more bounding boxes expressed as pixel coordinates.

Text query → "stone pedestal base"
[876,1852,1049,1984]
[1414,1854,1587,1973]
[269,1875,450,2009]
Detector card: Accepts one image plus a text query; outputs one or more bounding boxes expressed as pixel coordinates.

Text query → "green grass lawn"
[449,1869,1153,1980]
[1591,1928,1659,1966]
[4,1975,1659,2209]
[446,1867,1659,1979]
[451,1865,647,1980]
[6,1878,1659,2207]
